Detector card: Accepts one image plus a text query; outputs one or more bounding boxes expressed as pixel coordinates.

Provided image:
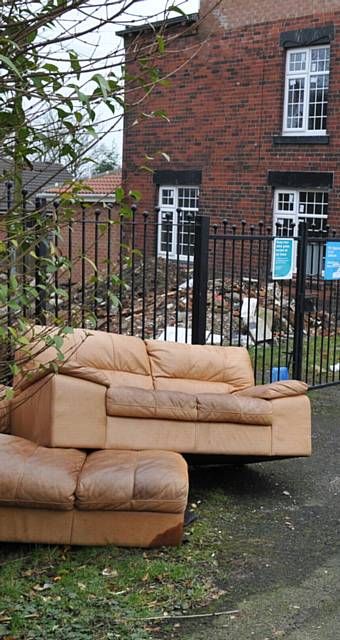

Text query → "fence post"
[293,221,308,380]
[35,198,47,325]
[192,215,209,345]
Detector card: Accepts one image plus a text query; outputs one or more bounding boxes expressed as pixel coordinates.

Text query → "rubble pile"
[51,256,340,345]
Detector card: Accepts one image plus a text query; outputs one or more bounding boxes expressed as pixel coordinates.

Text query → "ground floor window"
[273,189,328,275]
[158,186,199,260]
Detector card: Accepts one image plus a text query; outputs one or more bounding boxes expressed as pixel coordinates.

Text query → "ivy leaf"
[115,187,125,203]
[0,54,22,78]
[167,5,187,18]
[69,51,81,79]
[156,35,165,54]
[91,73,109,99]
[43,63,59,73]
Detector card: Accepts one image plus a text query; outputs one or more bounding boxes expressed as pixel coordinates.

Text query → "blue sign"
[324,242,340,280]
[272,238,294,280]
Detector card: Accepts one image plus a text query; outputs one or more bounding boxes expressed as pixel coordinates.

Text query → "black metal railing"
[2,188,340,389]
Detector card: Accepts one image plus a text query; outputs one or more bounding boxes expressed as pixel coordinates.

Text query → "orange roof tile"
[83,171,122,194]
[46,170,122,198]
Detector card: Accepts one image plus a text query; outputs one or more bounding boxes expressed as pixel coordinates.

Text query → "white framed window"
[283,45,330,135]
[158,186,199,260]
[273,189,329,275]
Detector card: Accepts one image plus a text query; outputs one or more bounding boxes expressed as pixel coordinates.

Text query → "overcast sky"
[71,0,200,160]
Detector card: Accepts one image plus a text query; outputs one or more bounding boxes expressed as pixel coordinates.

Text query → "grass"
[248,334,340,385]
[0,488,235,640]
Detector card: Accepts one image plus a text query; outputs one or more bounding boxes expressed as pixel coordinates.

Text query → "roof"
[82,171,122,194]
[117,13,199,37]
[42,170,122,202]
[0,159,72,208]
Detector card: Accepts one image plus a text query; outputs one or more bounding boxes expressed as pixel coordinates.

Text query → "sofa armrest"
[270,395,312,456]
[11,374,107,448]
[233,380,308,400]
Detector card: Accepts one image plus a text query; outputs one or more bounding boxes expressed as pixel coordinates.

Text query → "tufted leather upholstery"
[11,327,311,458]
[0,434,85,510]
[0,433,189,547]
[106,386,272,425]
[145,339,255,393]
[76,449,188,512]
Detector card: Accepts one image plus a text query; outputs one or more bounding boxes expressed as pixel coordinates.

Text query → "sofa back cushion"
[62,330,153,389]
[16,327,153,390]
[145,340,254,393]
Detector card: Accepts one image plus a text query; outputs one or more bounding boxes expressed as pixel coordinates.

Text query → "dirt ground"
[178,387,340,639]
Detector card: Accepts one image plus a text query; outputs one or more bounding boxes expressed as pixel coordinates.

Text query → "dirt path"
[179,387,340,639]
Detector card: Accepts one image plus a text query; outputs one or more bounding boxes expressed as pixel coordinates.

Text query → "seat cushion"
[106,387,272,426]
[196,393,272,425]
[0,434,86,510]
[76,450,188,513]
[145,340,255,393]
[106,387,197,420]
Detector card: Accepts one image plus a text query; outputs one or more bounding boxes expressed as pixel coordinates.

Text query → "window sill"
[273,135,330,145]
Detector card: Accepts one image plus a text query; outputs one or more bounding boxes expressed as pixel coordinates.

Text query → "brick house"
[120,1,340,274]
[43,171,122,284]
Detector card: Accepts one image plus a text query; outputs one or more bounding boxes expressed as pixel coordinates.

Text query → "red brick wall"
[122,5,340,233]
[200,0,338,33]
[55,204,121,285]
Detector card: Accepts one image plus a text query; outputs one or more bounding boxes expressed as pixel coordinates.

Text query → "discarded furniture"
[0,326,311,546]
[11,327,312,459]
[0,432,188,547]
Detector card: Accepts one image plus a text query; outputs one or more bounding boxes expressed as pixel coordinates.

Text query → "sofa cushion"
[106,387,197,420]
[16,327,153,391]
[145,340,254,393]
[234,380,308,400]
[106,387,272,425]
[76,450,188,513]
[0,434,86,510]
[196,394,272,425]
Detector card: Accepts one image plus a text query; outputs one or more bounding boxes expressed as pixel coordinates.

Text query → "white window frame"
[157,185,199,261]
[273,188,329,275]
[283,45,330,136]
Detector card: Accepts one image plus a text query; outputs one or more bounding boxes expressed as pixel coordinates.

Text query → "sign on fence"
[272,238,294,280]
[324,242,340,280]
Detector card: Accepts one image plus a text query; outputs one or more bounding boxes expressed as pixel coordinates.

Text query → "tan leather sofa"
[0,430,188,547]
[0,326,311,546]
[11,327,311,459]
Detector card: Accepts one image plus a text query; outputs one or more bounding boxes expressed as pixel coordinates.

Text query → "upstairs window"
[283,46,330,135]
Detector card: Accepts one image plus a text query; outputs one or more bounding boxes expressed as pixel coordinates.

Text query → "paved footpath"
[181,387,340,639]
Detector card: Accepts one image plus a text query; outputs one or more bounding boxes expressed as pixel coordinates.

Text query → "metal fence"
[3,195,340,389]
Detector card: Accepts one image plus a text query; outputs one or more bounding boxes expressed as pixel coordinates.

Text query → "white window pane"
[311,47,330,73]
[289,51,307,72]
[161,188,174,206]
[308,74,328,130]
[277,192,295,212]
[178,210,196,257]
[160,210,174,253]
[287,78,305,129]
[275,217,295,237]
[284,46,330,134]
[178,187,199,210]
[158,186,199,259]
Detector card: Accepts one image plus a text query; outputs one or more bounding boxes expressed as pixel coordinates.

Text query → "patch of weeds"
[0,501,229,640]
